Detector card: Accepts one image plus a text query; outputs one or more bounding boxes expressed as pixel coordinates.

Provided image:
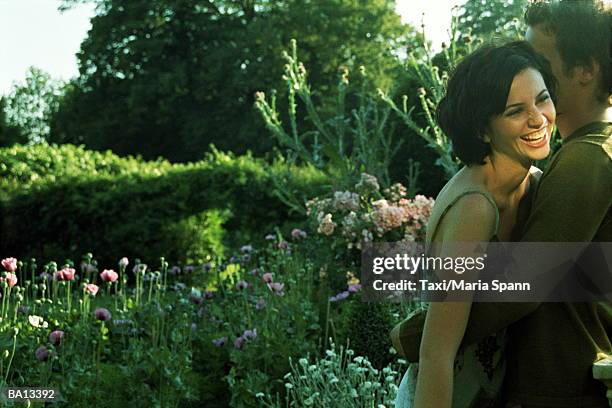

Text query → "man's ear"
[574,59,600,86]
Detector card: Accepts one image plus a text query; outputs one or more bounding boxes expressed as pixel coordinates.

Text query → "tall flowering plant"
[307,173,434,250]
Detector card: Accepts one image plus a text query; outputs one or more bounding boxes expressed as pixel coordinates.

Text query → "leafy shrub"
[0,142,170,192]
[0,144,328,266]
[345,297,395,369]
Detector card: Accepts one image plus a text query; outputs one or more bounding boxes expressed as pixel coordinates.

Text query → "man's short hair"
[525,0,611,100]
[437,41,557,165]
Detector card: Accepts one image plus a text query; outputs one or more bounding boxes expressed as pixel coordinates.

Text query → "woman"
[395,41,557,408]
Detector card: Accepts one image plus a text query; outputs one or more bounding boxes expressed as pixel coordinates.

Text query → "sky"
[0,0,464,96]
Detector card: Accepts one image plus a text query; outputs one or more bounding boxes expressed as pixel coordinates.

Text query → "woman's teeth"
[521,129,546,142]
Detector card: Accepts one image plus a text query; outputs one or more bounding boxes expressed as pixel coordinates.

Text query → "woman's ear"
[481,130,491,143]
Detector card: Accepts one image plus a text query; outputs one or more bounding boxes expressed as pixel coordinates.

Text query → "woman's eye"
[537,94,551,103]
[506,109,521,117]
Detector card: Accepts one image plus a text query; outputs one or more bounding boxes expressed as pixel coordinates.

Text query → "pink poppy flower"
[35,346,50,362]
[291,229,307,240]
[262,273,273,283]
[1,258,17,272]
[234,336,245,349]
[56,267,76,281]
[84,284,99,296]
[94,308,111,321]
[2,273,18,287]
[118,257,129,268]
[267,282,285,296]
[255,298,266,310]
[100,269,118,282]
[49,330,64,346]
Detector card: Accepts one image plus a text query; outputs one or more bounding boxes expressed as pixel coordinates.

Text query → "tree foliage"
[0,97,23,147]
[1,67,63,146]
[458,0,528,39]
[52,0,415,162]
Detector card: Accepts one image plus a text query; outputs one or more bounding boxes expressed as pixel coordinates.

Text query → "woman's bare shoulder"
[436,191,498,242]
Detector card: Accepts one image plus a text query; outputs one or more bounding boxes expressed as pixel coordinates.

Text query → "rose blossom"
[317,214,336,236]
[355,173,380,194]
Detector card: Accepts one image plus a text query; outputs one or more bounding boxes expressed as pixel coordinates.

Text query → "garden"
[0,0,536,406]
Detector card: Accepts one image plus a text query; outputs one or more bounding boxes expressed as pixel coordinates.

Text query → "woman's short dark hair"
[525,0,611,100]
[436,41,557,165]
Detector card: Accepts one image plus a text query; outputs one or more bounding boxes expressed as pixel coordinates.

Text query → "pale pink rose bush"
[307,173,434,248]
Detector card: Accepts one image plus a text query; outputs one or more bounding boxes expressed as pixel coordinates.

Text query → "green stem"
[5,331,17,383]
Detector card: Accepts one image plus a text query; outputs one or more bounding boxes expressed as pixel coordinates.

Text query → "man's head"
[525,0,611,137]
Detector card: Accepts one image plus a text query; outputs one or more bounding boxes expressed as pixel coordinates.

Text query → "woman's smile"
[519,125,549,148]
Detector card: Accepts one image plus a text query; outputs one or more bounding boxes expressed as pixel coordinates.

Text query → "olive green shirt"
[393,122,612,407]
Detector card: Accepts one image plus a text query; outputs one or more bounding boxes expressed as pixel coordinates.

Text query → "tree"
[3,67,63,145]
[458,0,528,39]
[0,97,23,147]
[51,0,416,161]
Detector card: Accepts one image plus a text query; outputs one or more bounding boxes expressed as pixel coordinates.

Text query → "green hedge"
[0,143,328,266]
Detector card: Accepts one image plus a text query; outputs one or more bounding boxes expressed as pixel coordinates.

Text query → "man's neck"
[559,103,612,139]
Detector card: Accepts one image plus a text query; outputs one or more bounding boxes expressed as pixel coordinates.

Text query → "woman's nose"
[527,109,545,128]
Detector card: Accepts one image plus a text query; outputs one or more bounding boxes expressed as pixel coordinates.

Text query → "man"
[391,1,611,406]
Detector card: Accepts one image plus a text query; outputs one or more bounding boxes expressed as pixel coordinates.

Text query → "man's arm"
[463,140,611,345]
[394,141,611,360]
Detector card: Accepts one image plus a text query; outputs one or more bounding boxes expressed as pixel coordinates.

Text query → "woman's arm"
[413,194,497,408]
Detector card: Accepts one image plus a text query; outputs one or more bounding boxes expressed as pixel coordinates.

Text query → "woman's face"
[487,67,556,167]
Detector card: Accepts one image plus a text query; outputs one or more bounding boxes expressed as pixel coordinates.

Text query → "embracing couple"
[392,1,612,408]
